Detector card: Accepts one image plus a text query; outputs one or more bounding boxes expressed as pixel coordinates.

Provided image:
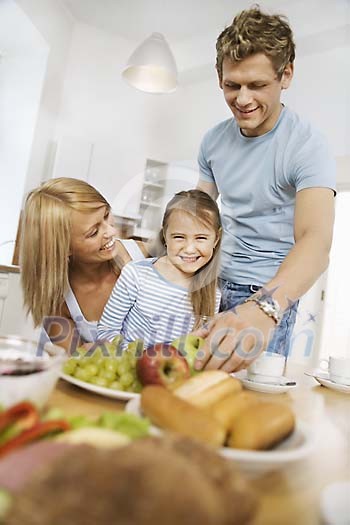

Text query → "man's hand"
[194,302,276,373]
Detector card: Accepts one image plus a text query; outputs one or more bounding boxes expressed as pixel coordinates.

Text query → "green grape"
[111,334,123,351]
[84,363,98,378]
[103,342,116,356]
[89,349,104,367]
[74,367,92,382]
[76,346,88,357]
[103,357,119,373]
[127,354,137,368]
[98,369,117,383]
[63,358,78,375]
[117,362,130,376]
[126,339,144,357]
[129,379,142,393]
[90,376,108,388]
[78,356,95,368]
[109,380,124,390]
[119,372,134,388]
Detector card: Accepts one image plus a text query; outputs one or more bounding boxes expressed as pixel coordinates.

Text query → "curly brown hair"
[216,5,295,80]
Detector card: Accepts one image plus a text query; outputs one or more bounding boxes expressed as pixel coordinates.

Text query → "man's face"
[219,53,293,137]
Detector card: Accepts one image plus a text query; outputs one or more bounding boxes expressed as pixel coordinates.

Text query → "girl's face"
[164,210,219,277]
[70,205,118,264]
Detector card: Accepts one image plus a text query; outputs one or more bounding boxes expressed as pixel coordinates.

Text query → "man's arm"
[264,187,334,308]
[195,187,335,372]
[197,180,219,201]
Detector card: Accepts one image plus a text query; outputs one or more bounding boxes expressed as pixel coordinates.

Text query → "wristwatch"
[245,291,283,325]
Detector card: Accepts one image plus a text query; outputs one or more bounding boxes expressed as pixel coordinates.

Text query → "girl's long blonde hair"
[160,190,222,326]
[20,177,116,326]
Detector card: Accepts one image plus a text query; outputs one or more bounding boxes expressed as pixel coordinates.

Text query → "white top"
[97,257,221,349]
[40,239,145,345]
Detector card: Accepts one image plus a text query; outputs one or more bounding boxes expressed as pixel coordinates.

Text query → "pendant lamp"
[122,32,177,94]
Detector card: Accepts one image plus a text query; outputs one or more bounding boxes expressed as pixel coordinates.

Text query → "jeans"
[219,279,299,357]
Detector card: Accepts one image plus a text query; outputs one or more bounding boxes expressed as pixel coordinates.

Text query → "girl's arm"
[97,264,139,342]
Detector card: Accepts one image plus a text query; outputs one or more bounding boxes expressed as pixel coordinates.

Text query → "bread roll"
[208,391,259,431]
[174,371,242,409]
[141,386,226,447]
[228,402,295,450]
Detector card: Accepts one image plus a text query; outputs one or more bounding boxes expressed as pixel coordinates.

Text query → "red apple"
[136,343,190,388]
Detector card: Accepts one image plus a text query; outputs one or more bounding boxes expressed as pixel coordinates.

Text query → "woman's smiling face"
[70,205,117,263]
[220,53,293,137]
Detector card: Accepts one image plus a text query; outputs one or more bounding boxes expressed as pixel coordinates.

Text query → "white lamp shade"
[122,32,177,94]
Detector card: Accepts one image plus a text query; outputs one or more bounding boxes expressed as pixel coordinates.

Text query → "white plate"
[320,481,350,525]
[305,369,350,394]
[125,397,314,476]
[60,373,140,401]
[232,370,298,394]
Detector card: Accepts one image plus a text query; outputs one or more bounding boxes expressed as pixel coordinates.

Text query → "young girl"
[98,189,222,348]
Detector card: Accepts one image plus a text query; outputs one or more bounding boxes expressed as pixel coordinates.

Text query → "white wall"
[16,0,75,194]
[53,22,151,216]
[0,0,48,265]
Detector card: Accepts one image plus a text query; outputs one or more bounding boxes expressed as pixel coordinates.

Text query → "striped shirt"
[97,258,221,348]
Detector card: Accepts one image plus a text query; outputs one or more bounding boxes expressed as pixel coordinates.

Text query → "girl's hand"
[194,303,276,373]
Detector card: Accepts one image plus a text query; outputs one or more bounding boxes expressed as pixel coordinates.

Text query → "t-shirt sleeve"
[97,263,140,342]
[289,131,336,194]
[198,133,216,183]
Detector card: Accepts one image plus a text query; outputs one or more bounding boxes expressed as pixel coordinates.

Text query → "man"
[195,6,336,373]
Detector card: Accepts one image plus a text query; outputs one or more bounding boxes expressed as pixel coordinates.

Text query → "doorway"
[318,190,350,360]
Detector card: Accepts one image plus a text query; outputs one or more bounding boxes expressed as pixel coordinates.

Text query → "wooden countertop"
[0,265,20,274]
[49,363,350,525]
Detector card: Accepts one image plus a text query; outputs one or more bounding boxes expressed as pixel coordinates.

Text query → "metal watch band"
[245,292,283,325]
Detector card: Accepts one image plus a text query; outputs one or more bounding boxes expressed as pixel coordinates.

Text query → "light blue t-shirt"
[198,106,336,285]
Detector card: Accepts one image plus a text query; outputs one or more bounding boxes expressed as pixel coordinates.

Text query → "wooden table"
[49,363,350,525]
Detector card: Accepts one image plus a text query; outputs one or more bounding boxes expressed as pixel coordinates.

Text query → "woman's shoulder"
[116,238,147,262]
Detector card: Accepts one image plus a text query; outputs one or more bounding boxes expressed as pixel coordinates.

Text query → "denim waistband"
[218,279,261,294]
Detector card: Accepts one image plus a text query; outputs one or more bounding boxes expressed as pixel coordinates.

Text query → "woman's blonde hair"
[159,190,222,327]
[216,5,295,81]
[20,177,115,326]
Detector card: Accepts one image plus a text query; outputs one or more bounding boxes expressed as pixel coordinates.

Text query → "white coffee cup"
[325,356,350,386]
[247,352,286,384]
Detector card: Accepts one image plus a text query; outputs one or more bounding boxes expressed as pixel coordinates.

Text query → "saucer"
[305,369,350,394]
[232,370,297,394]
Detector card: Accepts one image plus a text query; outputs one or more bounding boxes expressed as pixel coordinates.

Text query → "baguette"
[228,401,295,450]
[208,391,259,431]
[141,386,226,447]
[174,371,242,409]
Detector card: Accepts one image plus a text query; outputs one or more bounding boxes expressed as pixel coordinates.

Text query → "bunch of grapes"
[62,337,144,393]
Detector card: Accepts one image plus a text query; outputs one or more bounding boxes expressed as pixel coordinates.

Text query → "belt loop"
[250,284,260,293]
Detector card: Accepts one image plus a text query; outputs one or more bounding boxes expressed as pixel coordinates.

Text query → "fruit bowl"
[0,335,67,409]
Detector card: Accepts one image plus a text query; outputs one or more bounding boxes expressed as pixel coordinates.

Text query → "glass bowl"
[0,335,67,409]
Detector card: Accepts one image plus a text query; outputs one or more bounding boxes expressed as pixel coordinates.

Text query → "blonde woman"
[20,177,147,352]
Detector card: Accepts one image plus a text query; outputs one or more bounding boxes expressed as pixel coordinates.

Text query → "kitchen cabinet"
[133,159,168,240]
[133,159,199,240]
[0,267,39,341]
